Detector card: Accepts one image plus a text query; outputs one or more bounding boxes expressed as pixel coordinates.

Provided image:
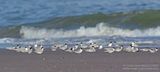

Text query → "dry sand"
[0,48,159,72]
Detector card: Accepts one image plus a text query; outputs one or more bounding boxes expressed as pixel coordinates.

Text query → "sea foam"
[20,23,160,39]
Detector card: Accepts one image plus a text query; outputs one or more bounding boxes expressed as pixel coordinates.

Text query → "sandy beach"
[0,48,159,72]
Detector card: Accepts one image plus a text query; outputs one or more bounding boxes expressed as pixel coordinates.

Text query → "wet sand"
[0,48,159,72]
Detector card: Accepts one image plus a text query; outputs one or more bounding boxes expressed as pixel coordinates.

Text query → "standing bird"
[149,48,158,53]
[131,42,139,52]
[123,43,138,53]
[34,44,44,54]
[27,45,33,54]
[73,44,83,54]
[51,45,58,51]
[115,45,123,52]
[60,43,68,50]
[103,42,115,53]
[15,44,22,52]
[84,43,96,52]
[80,42,88,49]
[6,44,20,51]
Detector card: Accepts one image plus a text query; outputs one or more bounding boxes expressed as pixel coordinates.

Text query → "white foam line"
[20,23,160,39]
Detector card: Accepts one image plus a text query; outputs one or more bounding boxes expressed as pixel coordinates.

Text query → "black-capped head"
[29,46,33,49]
[70,48,73,50]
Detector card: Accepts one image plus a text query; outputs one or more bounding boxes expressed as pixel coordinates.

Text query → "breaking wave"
[20,23,160,39]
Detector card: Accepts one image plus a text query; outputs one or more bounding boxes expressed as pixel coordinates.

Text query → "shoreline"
[0,48,159,72]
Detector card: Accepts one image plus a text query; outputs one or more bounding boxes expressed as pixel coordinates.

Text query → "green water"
[1,10,160,38]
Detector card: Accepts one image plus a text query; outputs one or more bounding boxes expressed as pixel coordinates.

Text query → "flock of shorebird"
[7,44,44,54]
[6,42,159,54]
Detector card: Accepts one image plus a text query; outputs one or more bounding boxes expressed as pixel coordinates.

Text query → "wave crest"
[20,23,160,39]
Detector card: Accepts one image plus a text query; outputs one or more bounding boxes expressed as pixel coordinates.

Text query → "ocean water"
[0,0,160,26]
[1,0,160,48]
